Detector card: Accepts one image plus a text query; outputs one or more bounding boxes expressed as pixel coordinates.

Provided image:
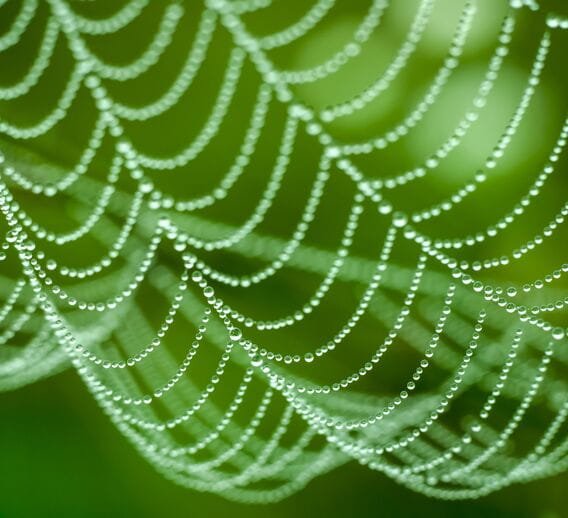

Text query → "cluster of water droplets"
[0,0,566,504]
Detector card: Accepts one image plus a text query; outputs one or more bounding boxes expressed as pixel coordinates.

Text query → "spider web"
[0,0,567,503]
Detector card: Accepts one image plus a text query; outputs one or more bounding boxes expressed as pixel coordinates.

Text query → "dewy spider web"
[0,0,567,504]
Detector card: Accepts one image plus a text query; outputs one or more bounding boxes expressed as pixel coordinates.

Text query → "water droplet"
[378,201,392,215]
[229,327,242,341]
[140,181,154,193]
[392,212,408,228]
[6,230,19,243]
[325,146,340,158]
[472,171,486,185]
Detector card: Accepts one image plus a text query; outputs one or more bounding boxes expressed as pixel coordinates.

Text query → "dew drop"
[229,327,242,341]
[392,212,408,228]
[251,355,263,367]
[378,201,393,215]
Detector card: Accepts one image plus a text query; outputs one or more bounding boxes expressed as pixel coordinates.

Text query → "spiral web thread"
[0,0,568,503]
